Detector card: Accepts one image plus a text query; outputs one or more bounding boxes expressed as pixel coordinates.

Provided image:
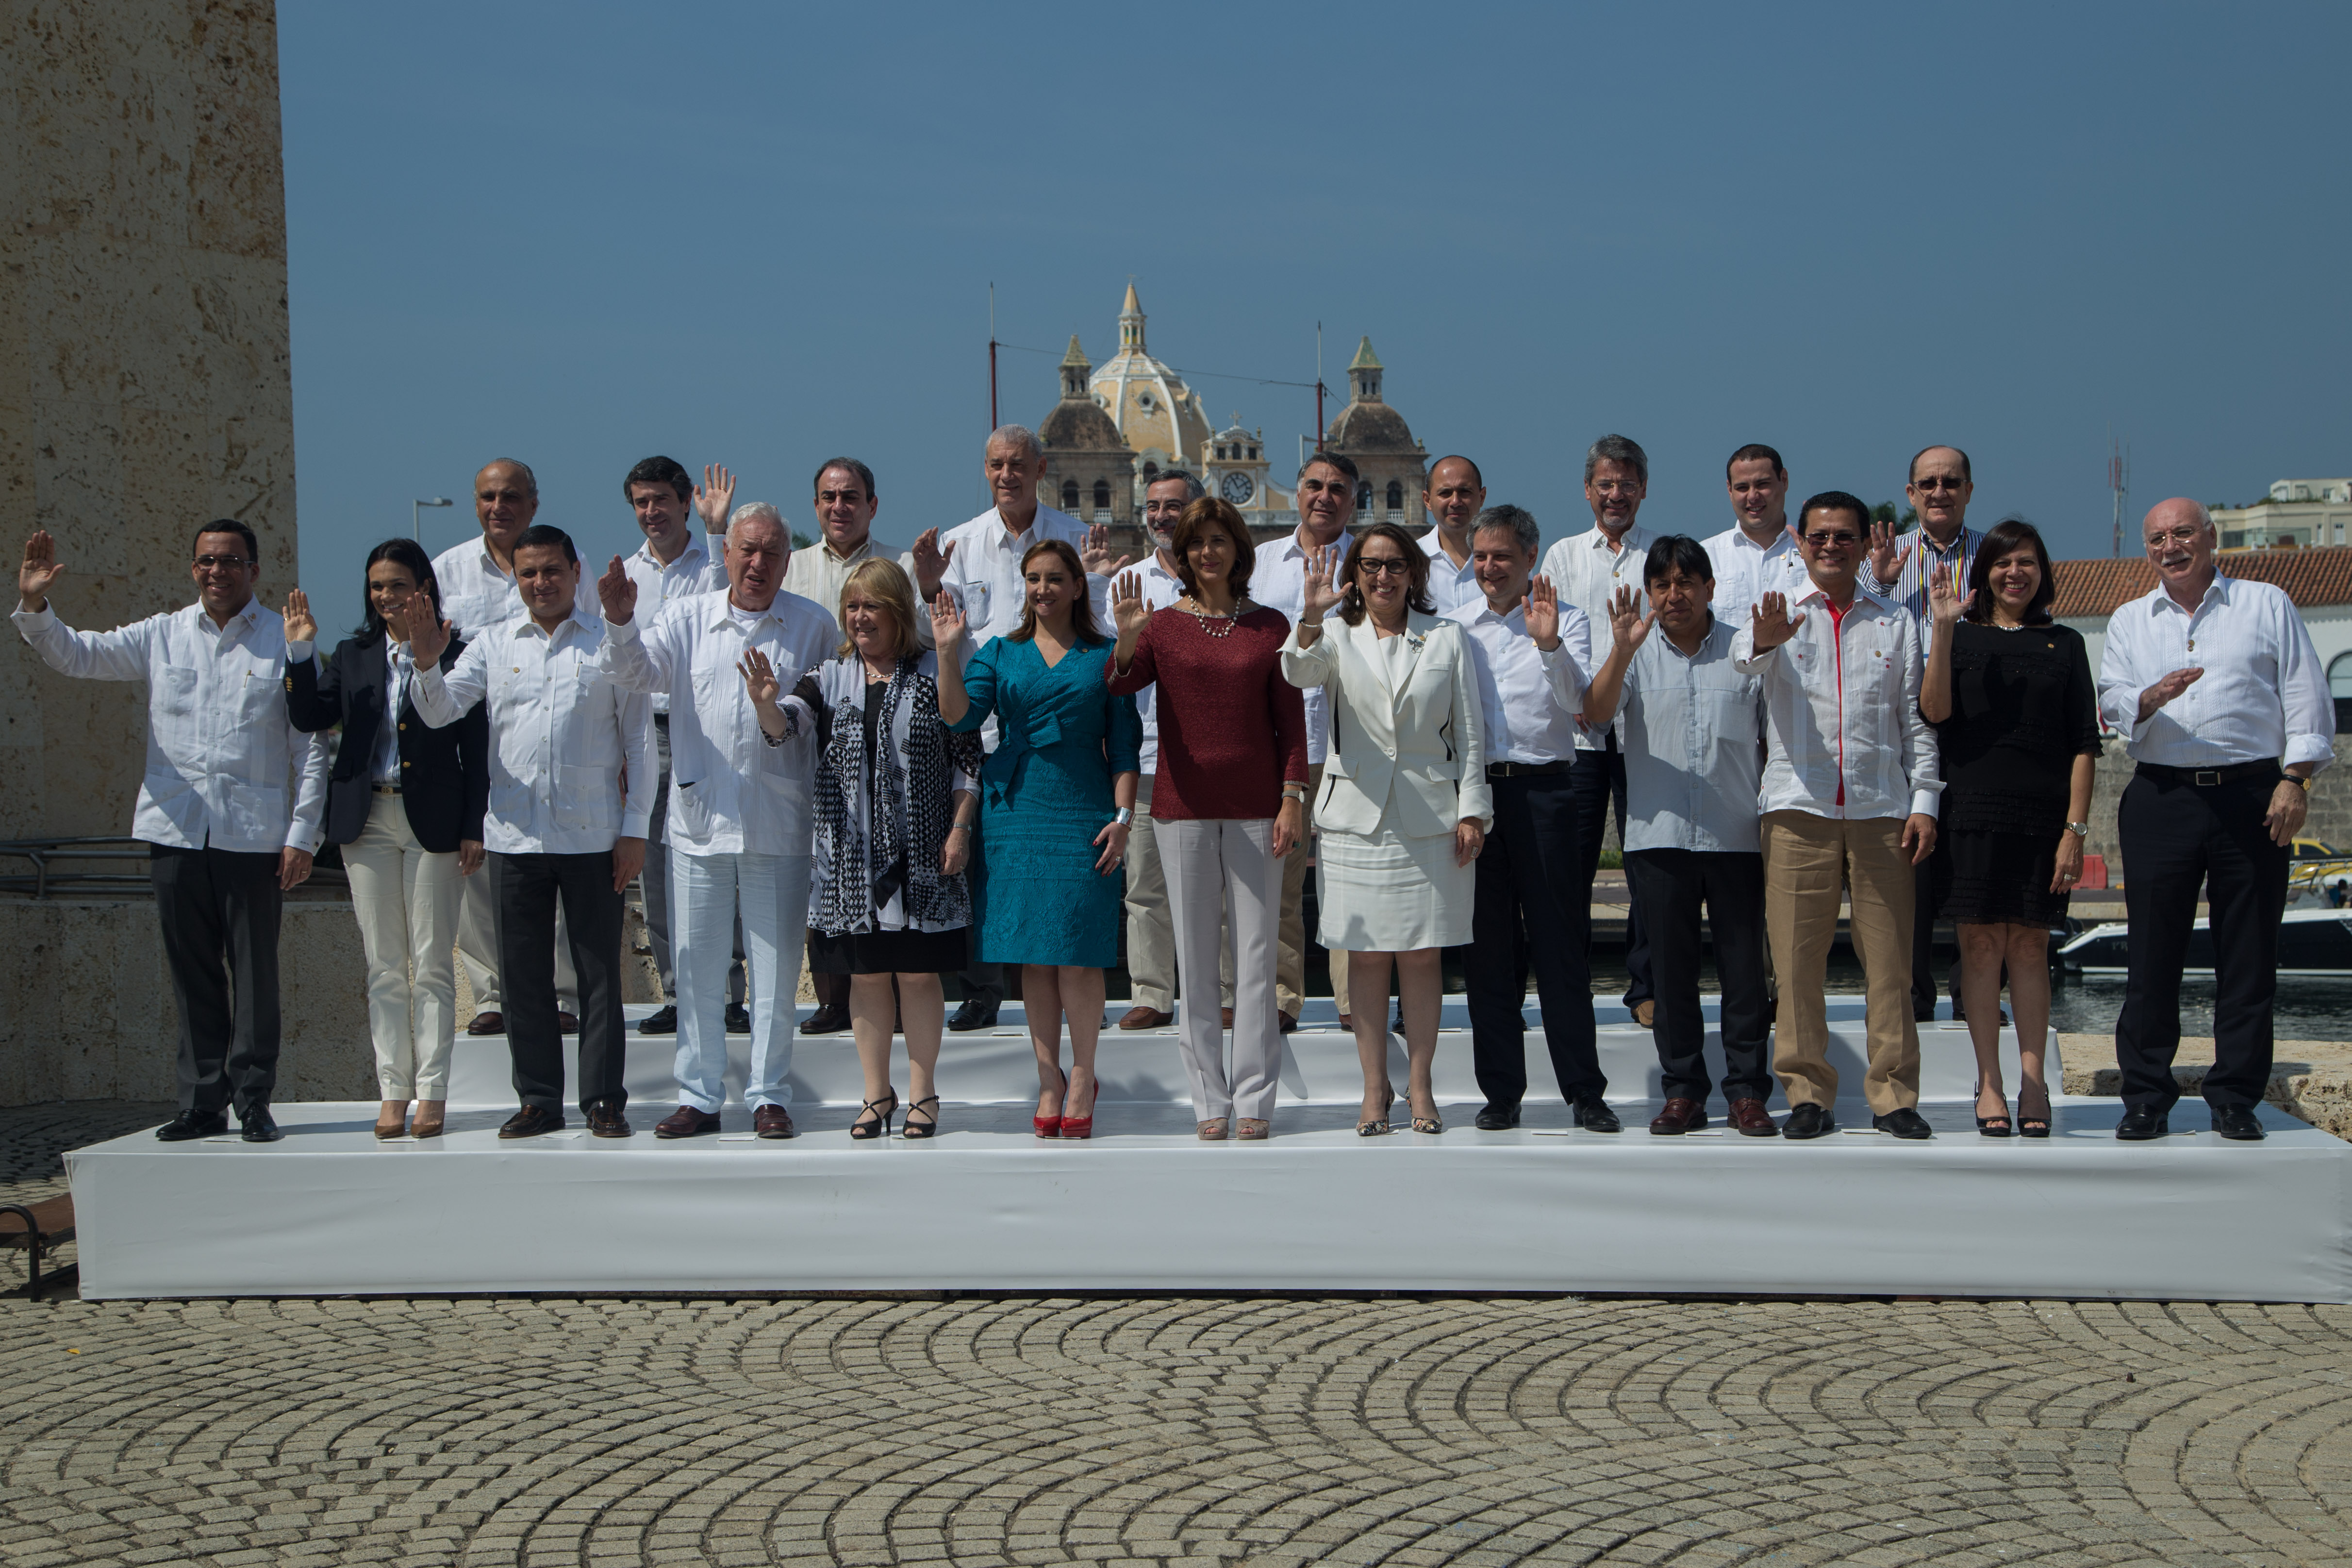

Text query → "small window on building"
[1357,482,1373,512]
[1094,479,1112,512]
[1248,446,1259,460]
[1143,462,1159,481]
[1386,480,1405,512]
[2329,651,2352,700]
[1061,481,1081,512]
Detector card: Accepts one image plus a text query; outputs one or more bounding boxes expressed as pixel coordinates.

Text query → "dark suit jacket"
[286,632,489,853]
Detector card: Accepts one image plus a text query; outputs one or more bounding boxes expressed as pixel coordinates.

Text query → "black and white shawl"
[787,651,982,936]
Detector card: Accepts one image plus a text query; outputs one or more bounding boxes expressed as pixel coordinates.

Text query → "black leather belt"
[371,783,402,796]
[1488,759,1569,777]
[2135,759,2283,788]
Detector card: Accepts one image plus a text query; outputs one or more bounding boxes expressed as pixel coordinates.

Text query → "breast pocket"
[156,665,199,721]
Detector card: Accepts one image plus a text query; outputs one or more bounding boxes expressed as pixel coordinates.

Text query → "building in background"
[1035,285,1429,551]
[2211,479,2352,549]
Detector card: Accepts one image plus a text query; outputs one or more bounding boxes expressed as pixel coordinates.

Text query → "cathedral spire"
[1119,281,1145,353]
[1060,335,1091,400]
[1348,336,1383,403]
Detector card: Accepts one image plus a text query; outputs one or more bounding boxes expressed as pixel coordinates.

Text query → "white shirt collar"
[703,592,795,630]
[2151,573,2231,616]
[632,534,705,569]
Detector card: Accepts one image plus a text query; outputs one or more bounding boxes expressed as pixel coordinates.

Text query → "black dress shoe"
[156,1109,228,1142]
[2211,1105,2266,1141]
[556,1011,580,1035]
[586,1099,632,1138]
[947,998,998,1032]
[637,1004,678,1035]
[1571,1094,1621,1133]
[2115,1106,2170,1141]
[1474,1105,1521,1131]
[1783,1103,1836,1139]
[499,1105,566,1139]
[239,1104,283,1143]
[725,1002,752,1033]
[802,1004,851,1035]
[1873,1107,1933,1140]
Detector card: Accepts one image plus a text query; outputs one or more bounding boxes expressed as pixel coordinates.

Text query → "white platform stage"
[63,1000,2352,1304]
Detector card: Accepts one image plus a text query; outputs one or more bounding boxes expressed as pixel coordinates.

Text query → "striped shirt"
[1862,524,1983,624]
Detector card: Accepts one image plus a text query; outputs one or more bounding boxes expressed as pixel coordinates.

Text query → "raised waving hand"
[694,464,736,532]
[282,589,318,644]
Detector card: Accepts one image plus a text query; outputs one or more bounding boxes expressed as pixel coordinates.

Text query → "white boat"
[2057,905,2352,978]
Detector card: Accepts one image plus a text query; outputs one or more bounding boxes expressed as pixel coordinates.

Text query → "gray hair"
[1471,504,1541,557]
[728,501,786,541]
[986,424,1043,462]
[1583,434,1648,488]
[1148,468,1206,502]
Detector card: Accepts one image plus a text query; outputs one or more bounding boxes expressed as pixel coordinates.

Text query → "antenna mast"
[2108,430,2129,557]
[988,283,998,433]
[1314,322,1325,450]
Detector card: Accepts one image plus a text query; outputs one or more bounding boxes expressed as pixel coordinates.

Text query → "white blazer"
[1281,611,1492,839]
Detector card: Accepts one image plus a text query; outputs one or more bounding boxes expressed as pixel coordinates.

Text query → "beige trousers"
[1761,809,1919,1114]
[1160,818,1283,1122]
[346,792,464,1098]
[1125,778,1236,1015]
[1279,763,1349,1019]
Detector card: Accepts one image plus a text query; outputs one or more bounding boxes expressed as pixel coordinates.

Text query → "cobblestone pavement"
[4,1104,2351,1567]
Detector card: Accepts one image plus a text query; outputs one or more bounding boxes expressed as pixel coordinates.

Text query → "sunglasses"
[192,555,253,570]
[1802,532,1861,548]
[1912,477,1967,493]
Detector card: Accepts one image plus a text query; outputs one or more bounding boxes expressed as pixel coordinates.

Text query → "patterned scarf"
[807,653,978,936]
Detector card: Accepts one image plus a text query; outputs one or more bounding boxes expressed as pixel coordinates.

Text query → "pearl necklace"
[1183,597,1242,639]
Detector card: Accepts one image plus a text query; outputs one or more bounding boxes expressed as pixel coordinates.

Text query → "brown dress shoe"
[557,1011,580,1035]
[1118,1006,1173,1029]
[655,1105,722,1139]
[1277,1011,1297,1034]
[466,1011,505,1036]
[1220,1007,1235,1028]
[753,1105,797,1139]
[1725,1098,1779,1136]
[498,1105,564,1139]
[586,1100,632,1138]
[1648,1097,1708,1135]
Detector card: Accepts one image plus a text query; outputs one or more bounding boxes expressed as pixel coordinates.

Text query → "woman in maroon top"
[1110,497,1309,1139]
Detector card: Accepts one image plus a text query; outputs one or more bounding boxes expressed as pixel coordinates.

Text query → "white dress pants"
[457,852,576,1015]
[672,850,811,1112]
[344,792,464,1098]
[1160,817,1282,1122]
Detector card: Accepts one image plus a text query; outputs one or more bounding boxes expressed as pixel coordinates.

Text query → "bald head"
[2142,496,2216,601]
[473,458,540,554]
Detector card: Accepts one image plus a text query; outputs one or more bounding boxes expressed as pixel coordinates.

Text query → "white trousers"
[457,850,576,1014]
[345,792,464,1098]
[1124,778,1233,1014]
[1160,817,1282,1122]
[672,850,811,1112]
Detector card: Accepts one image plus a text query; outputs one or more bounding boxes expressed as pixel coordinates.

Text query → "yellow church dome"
[1087,283,1212,471]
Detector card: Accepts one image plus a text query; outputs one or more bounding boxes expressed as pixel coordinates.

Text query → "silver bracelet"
[1113,807,1134,827]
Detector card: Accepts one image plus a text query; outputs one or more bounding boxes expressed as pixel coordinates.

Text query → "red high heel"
[1059,1076,1096,1140]
[1035,1068,1067,1139]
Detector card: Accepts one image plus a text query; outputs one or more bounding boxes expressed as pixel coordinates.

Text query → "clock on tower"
[1220,471,1254,505]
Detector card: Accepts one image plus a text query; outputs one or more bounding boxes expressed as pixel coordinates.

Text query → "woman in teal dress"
[934,539,1141,1139]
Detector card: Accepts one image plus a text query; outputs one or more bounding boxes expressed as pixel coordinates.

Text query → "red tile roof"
[2054,545,2352,619]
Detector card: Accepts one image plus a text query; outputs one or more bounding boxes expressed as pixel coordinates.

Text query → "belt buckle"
[2193,770,2220,786]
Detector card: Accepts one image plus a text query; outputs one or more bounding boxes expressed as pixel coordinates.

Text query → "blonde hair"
[835,557,921,660]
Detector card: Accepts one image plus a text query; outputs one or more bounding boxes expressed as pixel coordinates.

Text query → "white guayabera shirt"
[411,608,654,856]
[14,598,329,854]
[1538,523,1656,749]
[2096,573,2333,772]
[619,533,728,716]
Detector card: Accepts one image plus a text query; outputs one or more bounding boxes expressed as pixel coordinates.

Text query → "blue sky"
[280,1,2352,611]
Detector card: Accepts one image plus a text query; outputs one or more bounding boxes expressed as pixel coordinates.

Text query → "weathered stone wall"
[2088,733,2352,882]
[0,897,372,1103]
[2,1,372,1105]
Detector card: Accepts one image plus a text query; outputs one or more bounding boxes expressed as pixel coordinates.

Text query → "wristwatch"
[2064,822,2090,838]
[2293,775,2314,792]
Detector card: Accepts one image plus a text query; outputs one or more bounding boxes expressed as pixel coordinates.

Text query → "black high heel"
[901,1095,940,1139]
[2017,1081,2051,1139]
[851,1090,898,1140]
[1973,1084,2013,1138]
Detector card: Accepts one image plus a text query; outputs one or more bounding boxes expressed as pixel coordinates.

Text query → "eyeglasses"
[192,555,253,570]
[1802,532,1861,549]
[2147,526,2205,547]
[1912,477,1967,493]
[1356,558,1413,577]
[1590,480,1641,495]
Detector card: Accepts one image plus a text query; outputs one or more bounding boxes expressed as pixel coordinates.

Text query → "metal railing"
[0,837,346,899]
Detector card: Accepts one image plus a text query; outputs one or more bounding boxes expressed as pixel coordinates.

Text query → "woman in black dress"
[742,558,981,1140]
[1922,517,2099,1137]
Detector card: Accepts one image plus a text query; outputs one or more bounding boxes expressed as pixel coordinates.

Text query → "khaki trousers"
[1761,809,1919,1114]
[345,792,463,1098]
[1281,763,1349,1019]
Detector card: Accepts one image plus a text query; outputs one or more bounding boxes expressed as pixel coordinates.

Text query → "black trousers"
[1909,835,1951,1018]
[150,843,283,1116]
[1468,770,1602,1106]
[958,808,1003,1007]
[2116,770,2289,1115]
[1624,848,1772,1103]
[493,850,629,1115]
[1569,738,1652,1007]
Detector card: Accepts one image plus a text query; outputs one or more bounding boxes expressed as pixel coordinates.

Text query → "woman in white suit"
[1283,521,1492,1136]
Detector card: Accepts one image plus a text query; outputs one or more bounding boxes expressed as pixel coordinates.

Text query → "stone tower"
[1036,335,1139,544]
[1323,336,1428,529]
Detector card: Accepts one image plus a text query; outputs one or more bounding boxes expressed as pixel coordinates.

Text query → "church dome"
[1325,400,1419,453]
[1088,283,1213,466]
[1041,397,1125,450]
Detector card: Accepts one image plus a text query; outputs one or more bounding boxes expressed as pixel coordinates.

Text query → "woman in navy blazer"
[283,539,487,1140]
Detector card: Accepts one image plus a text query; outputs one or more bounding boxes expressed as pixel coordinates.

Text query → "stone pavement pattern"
[4,1105,2351,1568]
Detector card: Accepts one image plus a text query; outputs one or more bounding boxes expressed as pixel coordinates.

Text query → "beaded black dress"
[1931,620,2102,924]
